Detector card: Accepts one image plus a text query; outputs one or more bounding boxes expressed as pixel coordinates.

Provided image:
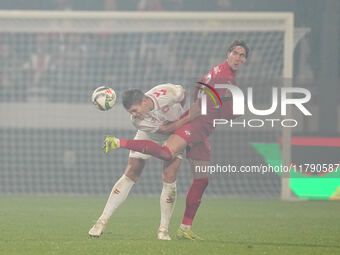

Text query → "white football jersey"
[132,83,185,133]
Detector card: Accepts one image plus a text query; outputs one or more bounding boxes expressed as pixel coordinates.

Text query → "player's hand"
[103,136,119,154]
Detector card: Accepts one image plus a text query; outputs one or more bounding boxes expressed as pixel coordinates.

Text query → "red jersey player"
[105,40,249,240]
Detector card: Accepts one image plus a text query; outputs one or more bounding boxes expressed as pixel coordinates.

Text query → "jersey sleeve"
[146,83,185,109]
[195,70,213,100]
[199,72,212,85]
[171,85,186,104]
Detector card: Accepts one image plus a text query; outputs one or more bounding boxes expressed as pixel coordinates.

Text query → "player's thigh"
[165,134,187,157]
[124,157,146,182]
[129,130,156,161]
[162,156,182,183]
[190,159,210,179]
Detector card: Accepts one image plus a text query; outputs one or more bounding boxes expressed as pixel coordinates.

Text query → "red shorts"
[174,117,212,161]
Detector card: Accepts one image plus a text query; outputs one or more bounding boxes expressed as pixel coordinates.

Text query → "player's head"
[122,89,151,119]
[226,40,249,71]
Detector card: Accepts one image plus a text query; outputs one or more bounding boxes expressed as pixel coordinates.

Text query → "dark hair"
[122,89,145,109]
[227,40,249,59]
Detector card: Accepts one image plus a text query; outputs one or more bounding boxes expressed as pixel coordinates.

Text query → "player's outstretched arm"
[157,99,201,134]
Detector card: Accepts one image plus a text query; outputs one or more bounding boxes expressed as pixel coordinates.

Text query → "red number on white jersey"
[153,89,167,97]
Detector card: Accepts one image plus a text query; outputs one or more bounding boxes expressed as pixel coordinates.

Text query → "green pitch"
[0,196,339,255]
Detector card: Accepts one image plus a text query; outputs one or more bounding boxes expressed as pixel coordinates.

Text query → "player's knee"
[193,177,209,190]
[192,176,209,191]
[200,176,209,187]
[160,145,174,161]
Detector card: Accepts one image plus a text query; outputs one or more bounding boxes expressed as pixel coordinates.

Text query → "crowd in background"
[0,31,221,102]
[0,0,339,105]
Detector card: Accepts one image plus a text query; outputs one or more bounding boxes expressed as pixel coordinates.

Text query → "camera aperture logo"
[198,82,312,128]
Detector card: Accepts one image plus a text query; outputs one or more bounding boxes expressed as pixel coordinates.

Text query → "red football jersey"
[175,61,239,161]
[196,60,238,121]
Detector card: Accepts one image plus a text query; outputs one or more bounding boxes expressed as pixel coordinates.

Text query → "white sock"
[180,224,192,231]
[99,174,135,222]
[159,181,177,230]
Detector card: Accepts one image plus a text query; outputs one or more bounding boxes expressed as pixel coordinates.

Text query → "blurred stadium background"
[0,1,339,254]
[0,0,339,198]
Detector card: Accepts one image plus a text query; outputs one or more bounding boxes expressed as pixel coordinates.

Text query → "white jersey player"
[89,83,186,240]
[133,84,185,133]
[129,83,185,159]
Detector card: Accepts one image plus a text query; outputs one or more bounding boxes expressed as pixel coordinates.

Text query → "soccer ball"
[91,86,116,111]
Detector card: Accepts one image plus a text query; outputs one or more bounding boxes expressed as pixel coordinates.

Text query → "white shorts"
[129,130,183,160]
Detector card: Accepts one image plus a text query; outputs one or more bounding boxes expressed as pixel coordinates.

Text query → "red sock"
[120,139,173,161]
[182,177,209,226]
